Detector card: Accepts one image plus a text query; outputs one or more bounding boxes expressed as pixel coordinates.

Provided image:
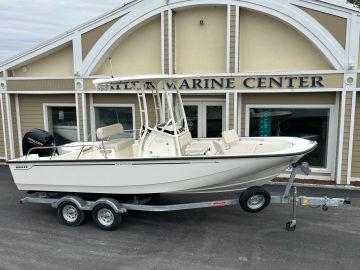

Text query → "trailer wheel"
[239,186,271,213]
[57,202,85,226]
[92,204,122,231]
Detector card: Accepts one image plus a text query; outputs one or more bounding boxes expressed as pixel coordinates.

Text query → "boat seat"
[185,142,211,156]
[178,132,192,154]
[97,123,124,140]
[212,141,224,154]
[222,129,240,149]
[103,138,134,151]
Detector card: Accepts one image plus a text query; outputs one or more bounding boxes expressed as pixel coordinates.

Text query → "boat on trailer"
[9,75,351,231]
[9,75,316,194]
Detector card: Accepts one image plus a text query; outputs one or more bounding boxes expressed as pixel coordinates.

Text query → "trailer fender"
[51,195,87,210]
[90,198,127,213]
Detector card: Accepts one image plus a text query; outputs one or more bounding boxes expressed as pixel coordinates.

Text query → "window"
[183,101,225,138]
[94,106,135,139]
[45,106,77,145]
[248,107,332,168]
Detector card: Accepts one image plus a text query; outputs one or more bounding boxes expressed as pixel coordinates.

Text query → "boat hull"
[9,154,302,194]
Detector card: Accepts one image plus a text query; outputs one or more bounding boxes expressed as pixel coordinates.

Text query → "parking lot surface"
[0,165,359,270]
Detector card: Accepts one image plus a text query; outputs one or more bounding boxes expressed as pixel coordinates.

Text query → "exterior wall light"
[76,81,83,89]
[200,19,204,26]
[345,76,354,85]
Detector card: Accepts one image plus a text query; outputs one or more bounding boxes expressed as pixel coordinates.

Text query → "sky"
[0,0,123,61]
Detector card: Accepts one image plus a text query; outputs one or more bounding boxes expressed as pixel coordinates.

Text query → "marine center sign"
[103,75,342,91]
[168,76,324,89]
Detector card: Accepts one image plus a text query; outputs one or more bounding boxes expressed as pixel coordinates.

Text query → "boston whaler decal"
[15,164,32,170]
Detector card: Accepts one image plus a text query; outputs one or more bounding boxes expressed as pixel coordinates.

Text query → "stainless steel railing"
[25,144,106,160]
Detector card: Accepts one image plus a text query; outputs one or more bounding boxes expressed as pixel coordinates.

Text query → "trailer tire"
[57,202,86,226]
[92,204,122,231]
[239,186,271,213]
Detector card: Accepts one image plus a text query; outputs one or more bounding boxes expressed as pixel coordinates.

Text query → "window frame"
[91,103,136,140]
[42,103,79,142]
[245,104,338,174]
[183,99,226,138]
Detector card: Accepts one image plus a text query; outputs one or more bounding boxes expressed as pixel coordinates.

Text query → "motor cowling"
[22,128,55,157]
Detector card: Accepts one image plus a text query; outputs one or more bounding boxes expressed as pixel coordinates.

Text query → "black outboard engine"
[22,128,56,157]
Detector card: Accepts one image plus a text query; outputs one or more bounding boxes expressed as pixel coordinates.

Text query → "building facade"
[0,0,359,185]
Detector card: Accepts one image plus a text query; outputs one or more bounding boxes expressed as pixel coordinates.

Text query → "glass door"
[184,101,225,138]
[205,104,224,137]
[184,105,200,138]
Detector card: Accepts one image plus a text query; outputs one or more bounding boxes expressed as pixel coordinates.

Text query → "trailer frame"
[20,162,351,231]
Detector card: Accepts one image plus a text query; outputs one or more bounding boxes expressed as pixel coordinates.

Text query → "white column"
[15,94,22,155]
[238,93,242,136]
[0,94,8,159]
[72,31,83,76]
[5,93,14,158]
[225,93,230,130]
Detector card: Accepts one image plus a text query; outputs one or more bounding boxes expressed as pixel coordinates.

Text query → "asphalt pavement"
[0,165,359,270]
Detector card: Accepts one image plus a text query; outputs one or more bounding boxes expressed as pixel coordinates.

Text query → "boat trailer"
[20,162,351,231]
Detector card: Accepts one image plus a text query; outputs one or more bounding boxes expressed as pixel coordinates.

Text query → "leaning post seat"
[222,129,240,149]
[96,123,124,140]
[96,123,134,156]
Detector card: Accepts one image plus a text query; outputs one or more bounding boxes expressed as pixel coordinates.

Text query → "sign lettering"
[102,76,325,91]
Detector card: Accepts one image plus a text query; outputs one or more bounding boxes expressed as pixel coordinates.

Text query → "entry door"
[183,101,225,138]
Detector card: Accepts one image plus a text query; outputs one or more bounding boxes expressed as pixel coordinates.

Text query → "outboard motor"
[22,128,56,157]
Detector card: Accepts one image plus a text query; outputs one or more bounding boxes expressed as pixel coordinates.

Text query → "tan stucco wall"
[240,92,336,136]
[76,93,83,141]
[164,11,170,74]
[96,17,161,76]
[229,6,236,73]
[174,6,227,74]
[82,18,119,60]
[229,93,234,129]
[7,79,75,91]
[352,92,360,178]
[239,9,333,72]
[18,95,76,139]
[298,6,347,48]
[12,45,74,77]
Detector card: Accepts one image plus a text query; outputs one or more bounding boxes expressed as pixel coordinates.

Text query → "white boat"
[8,75,317,194]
